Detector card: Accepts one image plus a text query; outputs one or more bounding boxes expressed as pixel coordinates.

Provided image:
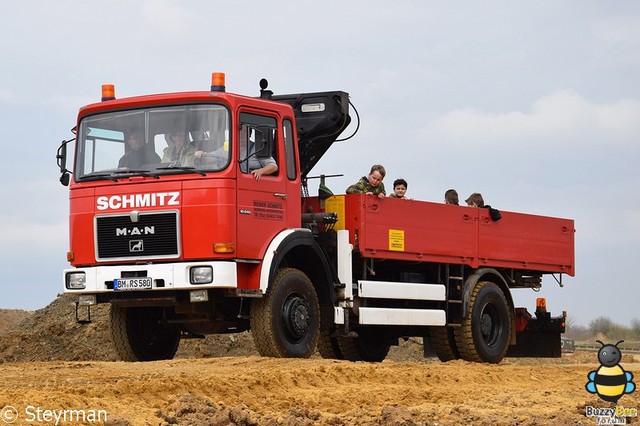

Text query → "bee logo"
[585,340,636,403]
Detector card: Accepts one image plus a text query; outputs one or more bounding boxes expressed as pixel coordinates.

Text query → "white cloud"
[594,14,640,49]
[422,90,640,148]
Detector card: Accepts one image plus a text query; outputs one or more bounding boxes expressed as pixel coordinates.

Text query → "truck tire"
[109,305,180,361]
[430,326,461,362]
[250,268,320,358]
[454,281,511,363]
[336,329,390,362]
[317,328,345,359]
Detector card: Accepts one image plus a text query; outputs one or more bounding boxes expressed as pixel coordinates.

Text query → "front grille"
[96,211,179,260]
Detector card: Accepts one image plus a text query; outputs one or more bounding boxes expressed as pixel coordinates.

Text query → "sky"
[0,1,638,327]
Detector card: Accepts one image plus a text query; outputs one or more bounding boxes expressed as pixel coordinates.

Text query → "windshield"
[75,104,230,180]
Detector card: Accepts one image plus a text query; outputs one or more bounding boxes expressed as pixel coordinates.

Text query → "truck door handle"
[274,193,287,200]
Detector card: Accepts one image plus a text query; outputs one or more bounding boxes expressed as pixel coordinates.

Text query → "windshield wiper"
[114,169,160,179]
[78,171,120,182]
[115,168,150,174]
[113,168,158,177]
[156,166,206,176]
[79,169,156,182]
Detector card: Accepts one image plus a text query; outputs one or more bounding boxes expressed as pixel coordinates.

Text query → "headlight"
[66,272,86,289]
[190,266,213,284]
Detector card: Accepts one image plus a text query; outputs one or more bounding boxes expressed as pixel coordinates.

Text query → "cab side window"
[238,112,278,176]
[284,119,296,180]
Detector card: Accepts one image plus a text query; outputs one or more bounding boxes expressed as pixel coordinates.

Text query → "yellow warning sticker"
[389,229,405,251]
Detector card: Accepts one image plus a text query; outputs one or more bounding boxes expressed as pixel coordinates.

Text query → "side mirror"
[56,139,74,186]
[59,172,70,186]
[254,126,274,159]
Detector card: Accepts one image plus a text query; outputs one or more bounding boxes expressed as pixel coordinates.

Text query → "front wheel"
[109,305,181,361]
[250,268,320,358]
[454,281,511,363]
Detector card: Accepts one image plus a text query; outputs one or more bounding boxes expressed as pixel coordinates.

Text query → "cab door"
[236,111,288,259]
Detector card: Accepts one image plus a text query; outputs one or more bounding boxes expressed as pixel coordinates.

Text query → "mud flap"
[506,307,564,358]
[506,329,562,357]
[75,302,92,324]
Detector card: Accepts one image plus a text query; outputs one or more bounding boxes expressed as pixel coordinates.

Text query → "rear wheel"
[337,328,391,362]
[430,326,461,362]
[109,305,180,361]
[454,281,511,363]
[250,268,320,358]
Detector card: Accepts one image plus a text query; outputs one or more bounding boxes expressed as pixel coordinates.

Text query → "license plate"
[114,277,152,290]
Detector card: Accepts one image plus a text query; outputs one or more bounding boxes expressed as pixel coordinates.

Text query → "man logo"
[129,240,144,252]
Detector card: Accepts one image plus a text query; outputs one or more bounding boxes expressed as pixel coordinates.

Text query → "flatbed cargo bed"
[326,194,574,276]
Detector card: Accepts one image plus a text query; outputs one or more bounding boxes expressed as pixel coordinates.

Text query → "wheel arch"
[260,229,337,318]
[462,268,516,344]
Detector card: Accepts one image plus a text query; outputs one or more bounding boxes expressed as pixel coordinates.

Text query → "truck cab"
[68,86,303,265]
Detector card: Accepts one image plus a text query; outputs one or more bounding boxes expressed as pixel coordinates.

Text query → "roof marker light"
[211,72,226,92]
[101,84,116,101]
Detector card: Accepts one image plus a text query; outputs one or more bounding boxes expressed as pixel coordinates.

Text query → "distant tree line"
[565,316,640,342]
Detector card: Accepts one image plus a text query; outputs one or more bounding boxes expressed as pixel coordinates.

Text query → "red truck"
[57,73,575,363]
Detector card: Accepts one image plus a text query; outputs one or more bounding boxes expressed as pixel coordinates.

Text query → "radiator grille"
[96,211,179,260]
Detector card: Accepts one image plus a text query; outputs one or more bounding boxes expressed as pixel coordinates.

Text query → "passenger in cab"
[162,130,197,167]
[238,128,278,181]
[118,129,161,169]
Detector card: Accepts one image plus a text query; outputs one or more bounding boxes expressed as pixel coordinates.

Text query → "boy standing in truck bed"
[346,164,386,198]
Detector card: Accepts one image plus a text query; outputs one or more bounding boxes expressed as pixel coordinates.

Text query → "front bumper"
[63,261,238,293]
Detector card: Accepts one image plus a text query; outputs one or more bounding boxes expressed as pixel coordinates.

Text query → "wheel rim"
[282,293,310,342]
[479,304,501,347]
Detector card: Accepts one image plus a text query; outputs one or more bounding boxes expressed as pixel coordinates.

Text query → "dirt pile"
[0,308,31,334]
[0,294,261,363]
[0,294,114,362]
